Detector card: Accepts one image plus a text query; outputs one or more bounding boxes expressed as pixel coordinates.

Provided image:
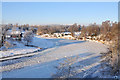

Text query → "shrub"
[4,40,13,49]
[101,39,120,76]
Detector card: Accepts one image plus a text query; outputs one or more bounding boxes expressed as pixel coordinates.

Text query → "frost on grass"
[52,56,81,78]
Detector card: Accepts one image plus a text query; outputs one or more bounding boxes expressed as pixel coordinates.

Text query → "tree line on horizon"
[37,20,118,41]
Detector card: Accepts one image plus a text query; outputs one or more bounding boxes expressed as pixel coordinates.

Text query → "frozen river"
[1,37,108,78]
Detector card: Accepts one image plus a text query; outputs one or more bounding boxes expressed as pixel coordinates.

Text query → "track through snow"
[2,38,108,78]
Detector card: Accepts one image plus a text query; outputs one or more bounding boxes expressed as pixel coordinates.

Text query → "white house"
[61,32,75,39]
[41,34,50,37]
[53,32,77,39]
[62,32,71,35]
[53,33,64,38]
[5,28,24,40]
[74,32,81,37]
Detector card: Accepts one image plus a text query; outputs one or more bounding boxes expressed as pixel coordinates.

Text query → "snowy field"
[0,36,55,58]
[31,36,55,48]
[1,36,109,78]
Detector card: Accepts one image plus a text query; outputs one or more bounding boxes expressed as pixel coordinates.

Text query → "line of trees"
[36,21,118,42]
[80,21,118,41]
[37,24,81,35]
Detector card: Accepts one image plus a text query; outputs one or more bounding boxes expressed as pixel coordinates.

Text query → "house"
[86,36,92,40]
[62,32,71,36]
[41,34,50,37]
[61,32,75,39]
[5,29,24,40]
[74,32,81,38]
[5,30,12,39]
[53,33,63,38]
[11,30,22,40]
[53,32,76,39]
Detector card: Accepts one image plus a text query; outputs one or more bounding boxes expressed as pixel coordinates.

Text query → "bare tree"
[23,31,34,46]
[100,20,111,35]
[101,21,119,76]
[1,25,9,46]
[68,23,80,37]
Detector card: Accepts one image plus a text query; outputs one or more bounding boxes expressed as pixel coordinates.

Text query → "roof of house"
[11,31,21,35]
[6,30,21,35]
[62,32,71,34]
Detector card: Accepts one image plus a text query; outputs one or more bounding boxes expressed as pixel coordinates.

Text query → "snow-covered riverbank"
[0,36,55,58]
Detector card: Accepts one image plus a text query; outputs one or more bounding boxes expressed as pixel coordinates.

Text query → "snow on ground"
[0,36,55,58]
[2,37,108,78]
[0,41,38,58]
[31,36,54,48]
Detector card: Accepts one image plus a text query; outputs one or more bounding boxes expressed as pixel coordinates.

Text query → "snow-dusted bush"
[4,40,13,49]
[101,39,120,76]
[0,40,13,51]
[23,31,34,45]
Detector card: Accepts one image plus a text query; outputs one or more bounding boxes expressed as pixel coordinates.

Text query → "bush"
[101,39,120,76]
